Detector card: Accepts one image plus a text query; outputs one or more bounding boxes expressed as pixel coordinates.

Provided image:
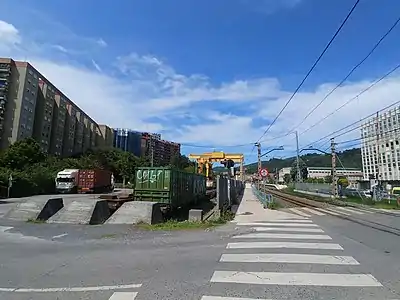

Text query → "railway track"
[263,188,400,237]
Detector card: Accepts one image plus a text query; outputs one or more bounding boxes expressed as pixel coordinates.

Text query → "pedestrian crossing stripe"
[210,271,383,286]
[109,292,138,299]
[219,253,360,265]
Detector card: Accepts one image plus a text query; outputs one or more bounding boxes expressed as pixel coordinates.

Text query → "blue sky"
[1,0,400,168]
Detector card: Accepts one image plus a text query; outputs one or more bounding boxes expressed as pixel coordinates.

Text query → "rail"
[260,186,400,236]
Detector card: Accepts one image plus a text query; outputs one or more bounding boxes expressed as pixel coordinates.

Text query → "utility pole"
[255,142,261,189]
[295,130,302,182]
[331,137,338,198]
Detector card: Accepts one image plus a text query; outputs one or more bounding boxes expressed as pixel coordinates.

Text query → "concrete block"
[188,209,203,222]
[105,201,163,225]
[4,197,63,221]
[48,199,110,225]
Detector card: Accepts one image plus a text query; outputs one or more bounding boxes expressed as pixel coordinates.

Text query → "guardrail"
[252,184,274,208]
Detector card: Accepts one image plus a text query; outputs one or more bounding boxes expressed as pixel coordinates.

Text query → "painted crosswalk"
[201,218,384,299]
[285,206,375,217]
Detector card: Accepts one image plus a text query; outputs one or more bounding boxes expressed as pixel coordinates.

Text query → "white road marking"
[202,297,271,300]
[211,271,382,287]
[248,219,313,223]
[301,208,326,216]
[288,208,311,217]
[336,207,364,214]
[326,208,350,216]
[220,253,359,265]
[236,223,319,227]
[0,283,142,293]
[52,233,68,239]
[109,292,138,300]
[233,233,332,240]
[253,227,324,233]
[314,208,341,216]
[227,241,343,250]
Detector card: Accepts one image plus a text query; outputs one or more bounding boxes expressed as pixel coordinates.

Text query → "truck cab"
[55,169,79,193]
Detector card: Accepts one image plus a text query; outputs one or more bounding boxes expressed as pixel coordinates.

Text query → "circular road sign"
[260,168,268,177]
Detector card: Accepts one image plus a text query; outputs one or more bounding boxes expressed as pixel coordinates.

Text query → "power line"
[292,15,400,132]
[301,63,400,137]
[302,65,400,148]
[337,124,400,145]
[254,0,361,144]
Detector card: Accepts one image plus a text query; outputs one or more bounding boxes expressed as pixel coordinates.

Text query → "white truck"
[55,169,79,193]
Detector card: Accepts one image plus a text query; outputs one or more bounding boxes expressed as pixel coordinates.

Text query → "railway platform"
[233,183,302,223]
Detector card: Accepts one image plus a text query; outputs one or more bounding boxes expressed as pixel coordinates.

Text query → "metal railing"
[252,184,274,208]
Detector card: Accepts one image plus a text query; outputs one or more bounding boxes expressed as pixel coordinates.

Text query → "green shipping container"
[133,167,206,208]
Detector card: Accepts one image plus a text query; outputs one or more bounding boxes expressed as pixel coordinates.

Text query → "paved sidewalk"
[233,183,302,223]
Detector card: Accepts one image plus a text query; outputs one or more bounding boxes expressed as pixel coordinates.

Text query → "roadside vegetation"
[138,211,235,231]
[284,187,399,209]
[0,138,194,198]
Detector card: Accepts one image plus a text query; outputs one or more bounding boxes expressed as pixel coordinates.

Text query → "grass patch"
[266,201,282,210]
[138,210,235,231]
[100,233,117,239]
[284,188,400,209]
[26,218,46,224]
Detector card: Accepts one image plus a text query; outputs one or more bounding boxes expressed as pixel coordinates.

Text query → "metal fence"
[252,184,274,208]
[293,182,332,195]
[216,175,245,210]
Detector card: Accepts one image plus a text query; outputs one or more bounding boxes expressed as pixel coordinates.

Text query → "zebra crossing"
[108,292,138,299]
[284,205,374,217]
[200,218,384,300]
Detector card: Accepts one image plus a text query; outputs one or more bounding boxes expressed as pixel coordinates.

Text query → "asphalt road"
[1,204,400,299]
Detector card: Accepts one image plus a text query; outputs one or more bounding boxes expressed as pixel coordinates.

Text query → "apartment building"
[361,106,400,181]
[307,167,363,186]
[113,128,142,156]
[96,124,114,149]
[113,128,180,165]
[0,59,40,149]
[0,57,100,156]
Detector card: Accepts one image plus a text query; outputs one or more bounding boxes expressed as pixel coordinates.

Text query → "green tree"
[0,138,46,170]
[338,177,349,188]
[283,173,291,184]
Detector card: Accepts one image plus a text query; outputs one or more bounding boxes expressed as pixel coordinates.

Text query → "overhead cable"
[292,15,400,132]
[254,0,361,144]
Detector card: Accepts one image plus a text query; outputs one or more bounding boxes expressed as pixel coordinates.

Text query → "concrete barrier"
[48,199,111,225]
[105,201,163,225]
[4,197,63,221]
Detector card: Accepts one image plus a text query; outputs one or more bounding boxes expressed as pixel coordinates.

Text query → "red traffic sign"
[259,168,269,177]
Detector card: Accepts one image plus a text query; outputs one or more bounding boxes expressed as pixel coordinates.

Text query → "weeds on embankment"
[137,210,235,231]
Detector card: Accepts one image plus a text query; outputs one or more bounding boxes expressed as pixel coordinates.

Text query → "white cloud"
[0,20,21,50]
[52,45,69,53]
[91,59,102,72]
[1,18,399,161]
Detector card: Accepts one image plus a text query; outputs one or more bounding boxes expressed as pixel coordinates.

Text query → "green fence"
[252,184,274,208]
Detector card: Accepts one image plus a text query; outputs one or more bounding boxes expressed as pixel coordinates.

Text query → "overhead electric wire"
[292,15,400,132]
[302,65,400,148]
[301,62,400,137]
[336,125,400,145]
[253,0,361,145]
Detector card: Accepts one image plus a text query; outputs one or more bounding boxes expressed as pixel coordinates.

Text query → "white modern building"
[278,167,291,183]
[307,167,363,186]
[361,106,400,181]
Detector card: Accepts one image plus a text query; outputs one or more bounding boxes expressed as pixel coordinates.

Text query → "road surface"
[0,185,400,299]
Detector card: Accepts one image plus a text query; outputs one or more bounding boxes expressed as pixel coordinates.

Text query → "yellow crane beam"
[188,152,244,180]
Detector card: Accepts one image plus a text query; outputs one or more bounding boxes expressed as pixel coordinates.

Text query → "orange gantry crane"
[188,152,244,181]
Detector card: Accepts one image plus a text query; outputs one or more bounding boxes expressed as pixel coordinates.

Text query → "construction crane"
[188,152,245,182]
